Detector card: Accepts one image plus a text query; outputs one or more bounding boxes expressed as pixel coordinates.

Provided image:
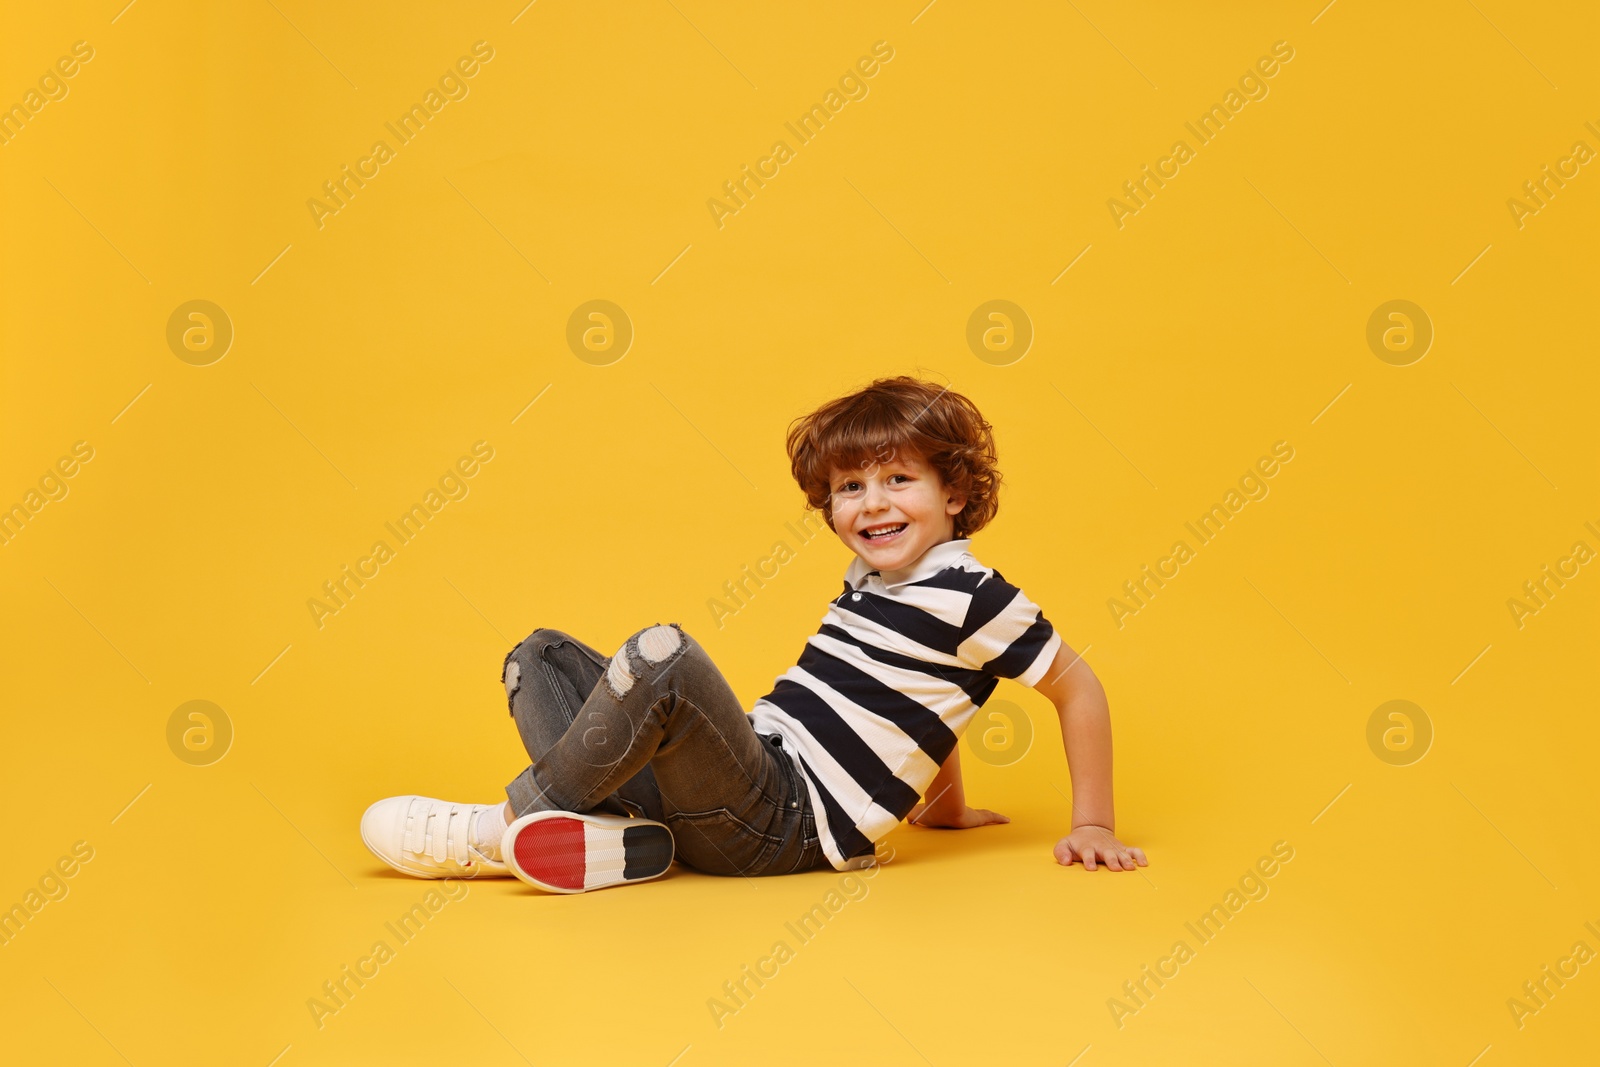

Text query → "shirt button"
[851,593,861,601]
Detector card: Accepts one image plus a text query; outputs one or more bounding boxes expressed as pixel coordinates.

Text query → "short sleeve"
[956,568,1062,688]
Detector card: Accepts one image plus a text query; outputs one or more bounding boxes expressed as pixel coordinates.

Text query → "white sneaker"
[360,795,513,879]
[502,810,674,893]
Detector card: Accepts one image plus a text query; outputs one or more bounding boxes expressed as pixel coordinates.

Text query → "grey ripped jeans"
[500,624,824,877]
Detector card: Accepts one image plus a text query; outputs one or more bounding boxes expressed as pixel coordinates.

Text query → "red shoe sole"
[505,813,673,893]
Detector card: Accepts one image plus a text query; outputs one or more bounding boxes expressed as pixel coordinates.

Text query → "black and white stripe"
[748,539,1061,870]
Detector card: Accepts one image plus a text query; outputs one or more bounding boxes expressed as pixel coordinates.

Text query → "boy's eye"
[837,474,910,493]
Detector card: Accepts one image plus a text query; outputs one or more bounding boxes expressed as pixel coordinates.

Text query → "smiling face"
[828,449,967,574]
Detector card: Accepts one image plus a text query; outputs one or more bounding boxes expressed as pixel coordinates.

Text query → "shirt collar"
[845,538,974,592]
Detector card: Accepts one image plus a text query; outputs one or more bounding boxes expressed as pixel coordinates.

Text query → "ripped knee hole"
[604,624,683,699]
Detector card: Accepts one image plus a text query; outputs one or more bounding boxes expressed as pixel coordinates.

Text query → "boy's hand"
[907,801,1009,829]
[1054,825,1147,871]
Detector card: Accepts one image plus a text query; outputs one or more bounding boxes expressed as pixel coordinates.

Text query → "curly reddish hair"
[786,375,1001,539]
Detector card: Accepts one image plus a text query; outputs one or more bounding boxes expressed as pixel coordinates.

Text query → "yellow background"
[2,1,1596,1064]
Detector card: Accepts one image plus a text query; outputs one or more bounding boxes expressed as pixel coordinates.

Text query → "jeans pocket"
[786,815,821,874]
[764,744,820,874]
[667,809,782,876]
[765,735,805,807]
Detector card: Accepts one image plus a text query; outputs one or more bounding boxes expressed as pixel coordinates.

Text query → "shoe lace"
[404,799,482,867]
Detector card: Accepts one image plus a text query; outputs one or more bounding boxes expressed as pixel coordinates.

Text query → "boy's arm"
[907,743,1009,829]
[1034,642,1148,872]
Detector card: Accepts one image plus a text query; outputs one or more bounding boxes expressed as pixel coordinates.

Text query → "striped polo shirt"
[747,537,1061,871]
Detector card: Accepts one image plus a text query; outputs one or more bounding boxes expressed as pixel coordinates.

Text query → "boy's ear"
[945,490,967,516]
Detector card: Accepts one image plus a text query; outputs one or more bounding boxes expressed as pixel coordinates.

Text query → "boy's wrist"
[921,796,965,818]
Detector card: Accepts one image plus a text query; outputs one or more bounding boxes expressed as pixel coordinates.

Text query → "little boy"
[361,376,1147,891]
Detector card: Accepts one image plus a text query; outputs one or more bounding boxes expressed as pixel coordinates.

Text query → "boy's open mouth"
[860,522,908,543]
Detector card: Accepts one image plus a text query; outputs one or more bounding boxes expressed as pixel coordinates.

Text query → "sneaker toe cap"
[360,795,417,871]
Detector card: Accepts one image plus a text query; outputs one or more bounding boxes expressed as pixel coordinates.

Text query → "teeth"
[864,524,906,538]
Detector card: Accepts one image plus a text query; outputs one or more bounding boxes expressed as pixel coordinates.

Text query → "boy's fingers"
[1130,847,1149,865]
